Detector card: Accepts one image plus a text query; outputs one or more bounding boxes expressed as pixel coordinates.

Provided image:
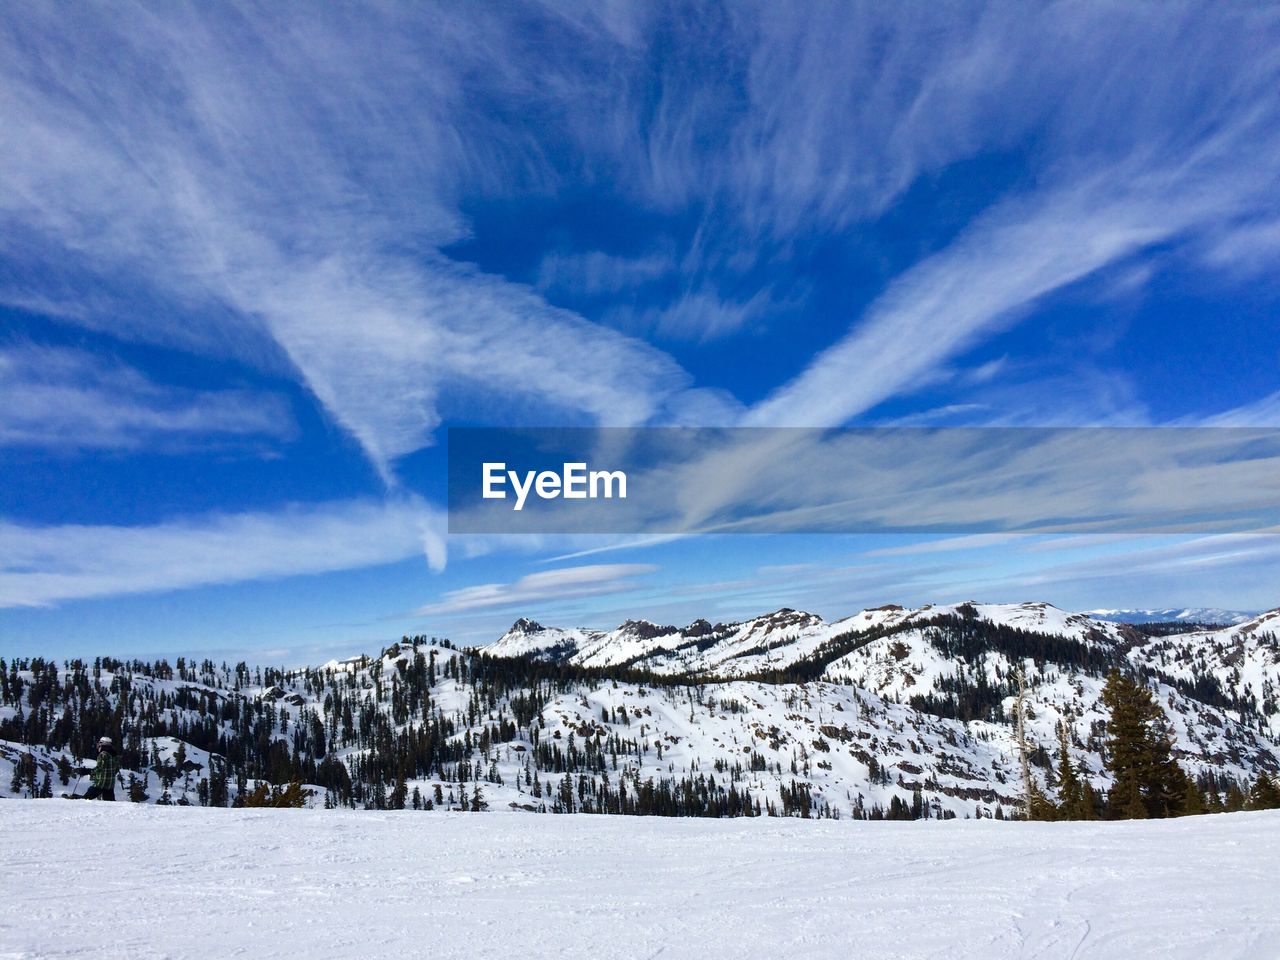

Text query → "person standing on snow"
[83,736,121,801]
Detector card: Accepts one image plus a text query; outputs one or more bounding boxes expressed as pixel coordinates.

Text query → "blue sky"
[2,3,1279,663]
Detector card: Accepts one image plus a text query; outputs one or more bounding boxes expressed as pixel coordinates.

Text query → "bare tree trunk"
[1015,668,1034,818]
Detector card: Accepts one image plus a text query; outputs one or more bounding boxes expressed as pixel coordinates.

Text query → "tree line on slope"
[2,644,1277,821]
[1024,669,1280,821]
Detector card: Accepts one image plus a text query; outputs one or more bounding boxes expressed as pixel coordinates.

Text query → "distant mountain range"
[485,601,1270,681]
[4,600,1277,820]
[1085,608,1256,626]
[474,599,1280,812]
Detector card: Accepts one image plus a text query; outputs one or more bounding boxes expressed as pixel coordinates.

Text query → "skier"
[83,737,122,801]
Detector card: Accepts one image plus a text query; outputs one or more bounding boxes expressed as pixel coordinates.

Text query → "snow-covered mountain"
[486,601,1127,678]
[480,601,1280,807]
[4,601,1278,821]
[1128,608,1280,738]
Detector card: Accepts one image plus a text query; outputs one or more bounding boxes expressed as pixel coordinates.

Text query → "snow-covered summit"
[5,600,1277,824]
[480,600,1127,678]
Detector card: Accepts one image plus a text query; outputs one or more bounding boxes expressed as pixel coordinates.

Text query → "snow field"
[1,802,1277,960]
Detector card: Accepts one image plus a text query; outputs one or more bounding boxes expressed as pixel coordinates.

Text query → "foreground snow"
[1,804,1277,960]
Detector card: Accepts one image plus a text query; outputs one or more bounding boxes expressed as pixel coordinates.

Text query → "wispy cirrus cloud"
[413,563,657,616]
[562,4,1279,253]
[3,2,1279,626]
[1197,391,1280,428]
[746,154,1278,429]
[592,4,1280,428]
[0,344,292,450]
[864,534,1025,559]
[536,250,673,298]
[733,4,1280,428]
[1200,217,1280,278]
[0,5,702,485]
[608,287,779,343]
[953,531,1280,611]
[0,498,444,609]
[4,2,1277,471]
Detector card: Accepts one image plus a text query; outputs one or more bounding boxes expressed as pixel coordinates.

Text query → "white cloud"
[745,160,1273,428]
[536,250,672,297]
[0,344,292,450]
[226,255,693,481]
[729,5,1280,428]
[1200,217,1280,277]
[571,4,1280,247]
[972,531,1280,606]
[877,366,1153,429]
[3,3,1276,469]
[2,3,1279,616]
[542,534,689,564]
[413,563,657,615]
[0,6,700,484]
[0,498,445,608]
[864,533,1024,558]
[615,287,778,343]
[562,5,1280,429]
[1197,391,1280,428]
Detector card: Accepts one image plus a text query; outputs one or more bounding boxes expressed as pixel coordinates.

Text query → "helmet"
[98,736,113,748]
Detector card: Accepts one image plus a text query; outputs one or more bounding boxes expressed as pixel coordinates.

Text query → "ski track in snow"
[1,803,1277,960]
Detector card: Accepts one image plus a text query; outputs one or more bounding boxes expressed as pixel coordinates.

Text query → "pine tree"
[1247,773,1280,810]
[1181,778,1206,816]
[1100,670,1189,819]
[1054,720,1084,820]
[388,777,407,810]
[1224,782,1247,812]
[1078,780,1098,820]
[1147,713,1193,817]
[276,779,308,808]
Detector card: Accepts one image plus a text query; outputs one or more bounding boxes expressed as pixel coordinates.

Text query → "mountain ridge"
[484,601,1134,675]
[3,600,1277,820]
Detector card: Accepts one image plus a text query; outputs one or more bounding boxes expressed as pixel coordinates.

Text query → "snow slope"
[1129,608,1280,738]
[483,601,1128,678]
[1,801,1277,960]
[478,602,1280,809]
[6,603,1278,820]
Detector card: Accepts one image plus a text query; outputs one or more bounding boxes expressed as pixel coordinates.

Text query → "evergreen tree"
[1247,773,1280,810]
[1180,778,1206,816]
[1078,780,1098,820]
[388,778,407,810]
[1224,782,1247,812]
[1100,670,1189,819]
[1054,721,1084,820]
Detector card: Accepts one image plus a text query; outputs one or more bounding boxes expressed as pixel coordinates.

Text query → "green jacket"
[91,749,121,790]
